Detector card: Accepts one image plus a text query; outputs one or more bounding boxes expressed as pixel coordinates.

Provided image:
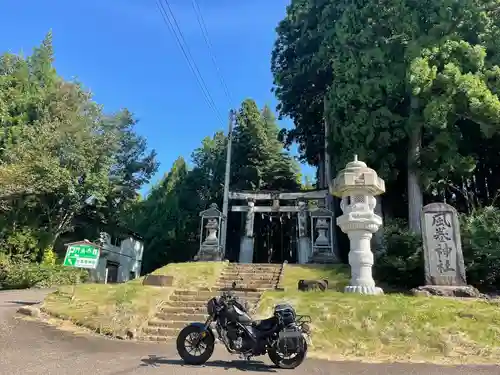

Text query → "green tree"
[231,99,300,191]
[0,32,157,258]
[130,99,301,271]
[272,0,500,233]
[271,0,332,166]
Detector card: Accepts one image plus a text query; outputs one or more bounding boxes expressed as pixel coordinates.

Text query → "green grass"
[42,282,172,337]
[257,264,500,364]
[280,263,350,291]
[42,261,227,337]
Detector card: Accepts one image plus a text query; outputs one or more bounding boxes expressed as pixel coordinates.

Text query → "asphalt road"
[0,289,499,375]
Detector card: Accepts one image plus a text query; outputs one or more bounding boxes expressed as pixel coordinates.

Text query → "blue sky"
[0,0,315,193]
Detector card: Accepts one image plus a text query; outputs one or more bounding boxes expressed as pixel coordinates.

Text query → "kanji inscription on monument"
[421,203,466,286]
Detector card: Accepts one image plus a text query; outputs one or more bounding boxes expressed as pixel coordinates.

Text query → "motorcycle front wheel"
[268,340,308,369]
[176,325,215,365]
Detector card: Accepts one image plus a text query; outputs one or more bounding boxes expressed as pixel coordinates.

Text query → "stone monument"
[413,202,479,297]
[331,155,385,295]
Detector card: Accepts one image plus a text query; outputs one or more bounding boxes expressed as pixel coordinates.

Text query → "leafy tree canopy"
[0,32,158,259]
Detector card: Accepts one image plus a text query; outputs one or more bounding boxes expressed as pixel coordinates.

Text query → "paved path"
[1,289,499,375]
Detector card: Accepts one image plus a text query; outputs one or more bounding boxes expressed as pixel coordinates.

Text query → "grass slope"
[151,261,226,290]
[42,261,226,337]
[257,264,500,364]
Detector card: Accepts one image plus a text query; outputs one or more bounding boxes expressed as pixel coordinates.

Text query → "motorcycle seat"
[252,317,277,332]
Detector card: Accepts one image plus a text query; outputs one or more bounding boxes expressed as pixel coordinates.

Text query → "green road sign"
[63,242,100,269]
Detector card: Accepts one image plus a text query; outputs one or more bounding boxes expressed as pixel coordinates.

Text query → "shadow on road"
[140,355,277,372]
[6,300,40,306]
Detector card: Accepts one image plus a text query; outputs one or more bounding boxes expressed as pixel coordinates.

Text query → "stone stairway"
[141,263,282,342]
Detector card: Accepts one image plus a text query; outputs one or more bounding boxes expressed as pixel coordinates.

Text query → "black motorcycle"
[176,285,312,369]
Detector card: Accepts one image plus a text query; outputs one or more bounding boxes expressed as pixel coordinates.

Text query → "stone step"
[227,268,281,273]
[216,290,262,298]
[163,300,209,308]
[223,266,281,271]
[172,287,261,301]
[219,277,279,282]
[169,294,260,304]
[224,274,279,279]
[219,273,279,280]
[169,297,260,308]
[217,283,262,294]
[173,289,261,298]
[161,306,206,314]
[228,263,282,267]
[224,273,280,280]
[222,268,280,273]
[153,312,207,322]
[215,279,278,289]
[173,289,209,296]
[216,282,275,289]
[220,275,279,280]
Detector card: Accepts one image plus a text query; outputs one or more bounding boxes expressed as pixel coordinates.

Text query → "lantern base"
[344,285,384,295]
[195,246,223,261]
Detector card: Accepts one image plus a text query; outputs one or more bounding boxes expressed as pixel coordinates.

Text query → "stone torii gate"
[228,189,338,264]
[195,155,387,296]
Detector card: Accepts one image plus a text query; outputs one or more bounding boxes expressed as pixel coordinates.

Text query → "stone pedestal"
[343,227,381,294]
[239,237,254,263]
[297,237,310,264]
[196,245,223,261]
[331,155,385,295]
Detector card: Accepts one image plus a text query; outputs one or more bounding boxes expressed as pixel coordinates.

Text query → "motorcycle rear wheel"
[268,340,308,369]
[176,325,215,365]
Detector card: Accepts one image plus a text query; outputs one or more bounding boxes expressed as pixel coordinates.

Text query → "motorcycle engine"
[226,323,252,352]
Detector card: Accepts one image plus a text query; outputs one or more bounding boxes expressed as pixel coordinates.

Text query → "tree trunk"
[372,195,385,255]
[407,98,424,234]
[317,155,325,189]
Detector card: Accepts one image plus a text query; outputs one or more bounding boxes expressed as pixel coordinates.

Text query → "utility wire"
[155,0,225,126]
[190,0,234,106]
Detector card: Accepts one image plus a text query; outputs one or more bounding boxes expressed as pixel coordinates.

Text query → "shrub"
[0,252,10,283]
[374,218,424,290]
[372,207,500,292]
[3,228,40,262]
[41,247,57,265]
[0,262,88,290]
[461,206,500,291]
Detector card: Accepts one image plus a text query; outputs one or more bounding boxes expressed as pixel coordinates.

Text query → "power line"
[155,0,225,126]
[190,0,234,106]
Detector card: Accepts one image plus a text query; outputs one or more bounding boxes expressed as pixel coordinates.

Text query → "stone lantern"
[195,203,223,261]
[331,155,385,295]
[308,204,337,264]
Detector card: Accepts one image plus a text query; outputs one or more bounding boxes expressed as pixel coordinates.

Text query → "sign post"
[63,241,101,300]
